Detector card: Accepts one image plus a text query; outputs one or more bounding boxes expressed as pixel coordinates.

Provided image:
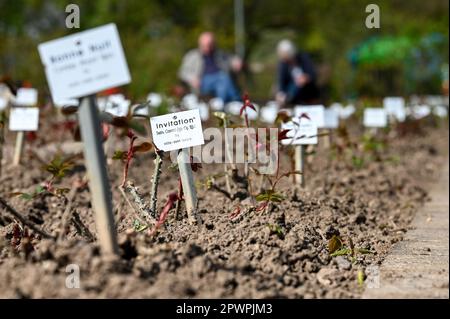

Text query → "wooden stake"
[78,95,118,255]
[294,145,305,187]
[177,148,200,224]
[12,131,24,166]
[323,129,331,149]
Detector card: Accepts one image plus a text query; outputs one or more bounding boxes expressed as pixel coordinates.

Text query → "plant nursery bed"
[0,118,448,298]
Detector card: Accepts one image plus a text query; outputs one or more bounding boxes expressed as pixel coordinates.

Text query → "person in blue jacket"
[275,39,320,105]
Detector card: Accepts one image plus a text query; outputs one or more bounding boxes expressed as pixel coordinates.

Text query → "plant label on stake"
[294,105,325,128]
[363,108,387,131]
[281,117,318,187]
[9,108,40,131]
[150,109,205,223]
[14,88,38,106]
[9,107,40,166]
[11,88,39,166]
[323,108,339,148]
[383,97,406,122]
[38,23,131,256]
[38,23,130,101]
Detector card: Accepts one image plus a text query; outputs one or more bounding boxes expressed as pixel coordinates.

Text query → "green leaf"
[357,269,365,286]
[330,247,352,257]
[133,219,148,232]
[128,119,147,135]
[356,248,372,255]
[112,150,127,160]
[328,235,343,254]
[20,193,34,200]
[43,155,74,179]
[256,190,284,203]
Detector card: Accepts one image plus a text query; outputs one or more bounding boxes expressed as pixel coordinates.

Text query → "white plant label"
[363,108,387,128]
[0,97,7,110]
[324,108,339,129]
[104,100,130,117]
[38,23,131,101]
[147,93,162,107]
[198,103,209,121]
[260,105,278,124]
[9,107,40,131]
[339,104,355,119]
[294,105,325,128]
[226,101,242,115]
[150,109,205,152]
[383,97,406,122]
[15,88,38,106]
[281,118,318,145]
[410,105,431,119]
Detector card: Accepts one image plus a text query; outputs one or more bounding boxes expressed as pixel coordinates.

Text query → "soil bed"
[0,116,448,298]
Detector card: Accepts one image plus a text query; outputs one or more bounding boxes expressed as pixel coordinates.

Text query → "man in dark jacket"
[275,40,320,105]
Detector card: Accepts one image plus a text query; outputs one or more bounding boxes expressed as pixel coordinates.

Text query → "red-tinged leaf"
[127,129,135,139]
[298,112,311,121]
[229,206,241,219]
[256,201,269,212]
[278,129,291,141]
[132,142,153,153]
[149,192,178,236]
[102,123,110,141]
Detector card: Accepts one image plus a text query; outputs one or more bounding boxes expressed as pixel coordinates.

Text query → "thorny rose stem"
[149,150,163,218]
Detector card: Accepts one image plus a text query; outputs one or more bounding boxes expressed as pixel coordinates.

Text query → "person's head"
[277,39,297,62]
[198,32,216,55]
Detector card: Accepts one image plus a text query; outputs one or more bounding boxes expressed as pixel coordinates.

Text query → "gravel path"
[363,160,449,299]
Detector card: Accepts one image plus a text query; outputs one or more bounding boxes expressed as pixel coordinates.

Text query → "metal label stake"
[177,148,200,224]
[12,131,25,166]
[295,145,305,187]
[78,95,118,255]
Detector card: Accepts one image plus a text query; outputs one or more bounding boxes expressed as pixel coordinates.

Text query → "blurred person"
[178,32,242,103]
[275,39,319,105]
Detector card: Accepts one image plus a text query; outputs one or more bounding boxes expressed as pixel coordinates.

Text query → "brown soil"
[0,114,448,298]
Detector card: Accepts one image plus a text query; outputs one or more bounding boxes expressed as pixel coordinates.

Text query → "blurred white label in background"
[0,97,8,110]
[14,88,38,106]
[226,101,242,116]
[9,107,40,131]
[383,97,406,122]
[198,102,210,121]
[260,102,279,124]
[363,108,387,128]
[38,23,131,101]
[281,117,318,145]
[409,105,431,119]
[147,93,163,108]
[294,105,325,128]
[433,105,448,118]
[209,97,224,111]
[323,108,340,129]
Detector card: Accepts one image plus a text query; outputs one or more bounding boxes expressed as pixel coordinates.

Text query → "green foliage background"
[0,0,448,102]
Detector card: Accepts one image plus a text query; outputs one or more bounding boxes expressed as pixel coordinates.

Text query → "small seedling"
[113,130,153,188]
[10,154,76,200]
[328,234,372,262]
[267,223,285,239]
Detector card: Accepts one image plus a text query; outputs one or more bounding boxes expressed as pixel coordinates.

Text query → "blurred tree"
[0,0,448,101]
